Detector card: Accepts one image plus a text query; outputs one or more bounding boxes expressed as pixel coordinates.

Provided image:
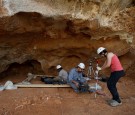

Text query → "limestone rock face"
[0,0,135,74]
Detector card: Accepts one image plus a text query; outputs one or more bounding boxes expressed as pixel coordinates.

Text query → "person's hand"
[97,66,102,71]
[95,70,98,75]
[75,82,79,87]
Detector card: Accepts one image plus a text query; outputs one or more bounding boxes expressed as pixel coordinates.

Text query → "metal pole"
[95,71,99,98]
[95,59,99,98]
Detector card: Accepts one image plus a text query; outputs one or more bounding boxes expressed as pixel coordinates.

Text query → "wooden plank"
[15,84,71,88]
[34,74,57,77]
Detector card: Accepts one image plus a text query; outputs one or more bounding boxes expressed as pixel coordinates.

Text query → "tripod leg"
[89,67,92,79]
[87,67,92,80]
[87,67,90,77]
[91,67,95,78]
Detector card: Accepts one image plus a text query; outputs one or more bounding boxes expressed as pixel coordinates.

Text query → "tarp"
[0,81,17,91]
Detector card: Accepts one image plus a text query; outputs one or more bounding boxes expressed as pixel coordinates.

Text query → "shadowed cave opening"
[0,60,44,84]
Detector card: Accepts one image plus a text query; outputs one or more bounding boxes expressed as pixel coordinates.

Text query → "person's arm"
[80,73,87,83]
[101,52,114,70]
[72,80,79,87]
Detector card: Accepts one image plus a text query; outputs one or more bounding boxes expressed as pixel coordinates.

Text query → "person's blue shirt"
[68,68,86,83]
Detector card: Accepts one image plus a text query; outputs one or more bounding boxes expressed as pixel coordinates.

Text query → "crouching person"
[68,63,89,93]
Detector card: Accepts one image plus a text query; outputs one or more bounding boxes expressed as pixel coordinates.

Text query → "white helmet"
[56,65,62,69]
[97,47,106,54]
[78,63,85,69]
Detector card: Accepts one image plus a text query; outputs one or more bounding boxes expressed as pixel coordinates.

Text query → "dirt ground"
[0,67,135,115]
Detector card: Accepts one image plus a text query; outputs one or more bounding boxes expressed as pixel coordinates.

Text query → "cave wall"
[0,0,135,74]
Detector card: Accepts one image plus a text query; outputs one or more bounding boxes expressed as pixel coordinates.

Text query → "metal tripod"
[87,60,96,80]
[94,59,101,98]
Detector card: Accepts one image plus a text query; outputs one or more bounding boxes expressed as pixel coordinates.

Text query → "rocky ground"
[0,65,135,115]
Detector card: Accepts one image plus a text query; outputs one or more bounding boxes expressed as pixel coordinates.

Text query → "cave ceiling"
[0,0,135,74]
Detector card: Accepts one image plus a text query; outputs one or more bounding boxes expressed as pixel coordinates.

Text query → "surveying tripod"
[87,60,96,80]
[87,58,101,80]
[86,58,104,98]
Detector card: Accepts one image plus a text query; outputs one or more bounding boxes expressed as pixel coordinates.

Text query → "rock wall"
[0,0,135,74]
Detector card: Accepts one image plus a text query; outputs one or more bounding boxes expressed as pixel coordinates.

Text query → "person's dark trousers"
[107,70,125,103]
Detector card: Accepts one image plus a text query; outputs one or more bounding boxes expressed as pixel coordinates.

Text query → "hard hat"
[97,47,106,54]
[78,63,85,69]
[56,65,62,69]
